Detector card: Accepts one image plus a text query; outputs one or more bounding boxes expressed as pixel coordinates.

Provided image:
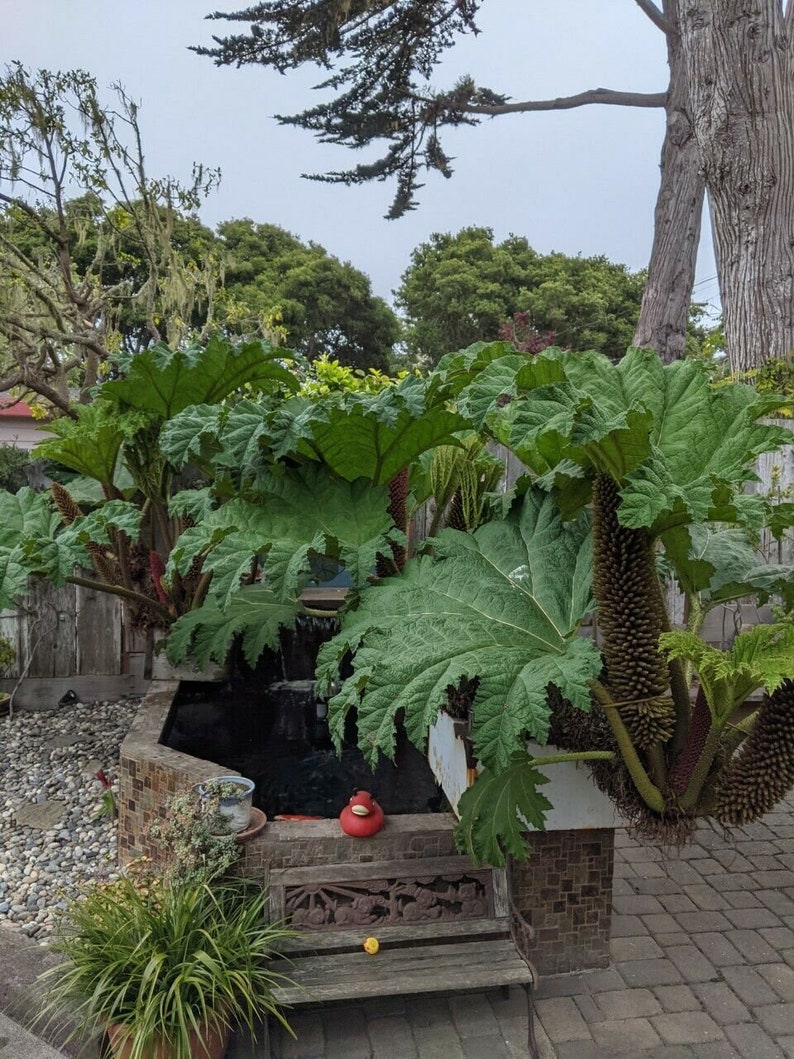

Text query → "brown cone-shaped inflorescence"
[376,468,409,577]
[592,473,672,749]
[50,481,81,525]
[670,687,712,796]
[715,679,794,826]
[445,488,467,532]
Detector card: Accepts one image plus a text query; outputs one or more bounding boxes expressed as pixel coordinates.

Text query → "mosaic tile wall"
[119,681,615,974]
[510,828,615,975]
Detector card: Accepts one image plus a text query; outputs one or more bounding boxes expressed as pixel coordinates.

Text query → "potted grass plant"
[38,863,295,1059]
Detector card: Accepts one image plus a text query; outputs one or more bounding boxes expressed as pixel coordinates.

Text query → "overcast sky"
[3,0,719,315]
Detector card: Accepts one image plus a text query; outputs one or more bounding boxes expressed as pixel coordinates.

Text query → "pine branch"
[455,88,667,116]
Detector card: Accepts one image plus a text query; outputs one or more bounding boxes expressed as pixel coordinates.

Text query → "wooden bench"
[266,855,540,1058]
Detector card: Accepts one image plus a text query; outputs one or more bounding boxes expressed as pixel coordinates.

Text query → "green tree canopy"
[217,219,400,370]
[395,226,651,366]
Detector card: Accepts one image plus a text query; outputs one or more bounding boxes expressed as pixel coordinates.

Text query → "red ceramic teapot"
[339,790,385,838]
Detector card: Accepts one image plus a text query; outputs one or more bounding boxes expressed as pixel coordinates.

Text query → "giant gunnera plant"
[317,345,794,865]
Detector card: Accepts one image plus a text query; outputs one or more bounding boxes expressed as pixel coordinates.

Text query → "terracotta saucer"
[235,807,267,843]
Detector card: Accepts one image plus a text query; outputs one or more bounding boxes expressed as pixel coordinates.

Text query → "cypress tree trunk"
[678,0,794,373]
[634,0,705,363]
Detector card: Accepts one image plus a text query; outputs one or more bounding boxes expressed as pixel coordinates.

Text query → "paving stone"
[612,894,665,916]
[723,889,763,909]
[693,857,726,875]
[460,1035,510,1059]
[689,1044,740,1059]
[502,1015,539,1059]
[629,875,678,893]
[406,996,453,1029]
[486,987,530,1020]
[691,981,752,1024]
[709,849,754,871]
[572,994,602,1024]
[747,854,784,870]
[756,962,794,1001]
[534,997,590,1043]
[613,861,637,879]
[654,931,691,949]
[322,1005,370,1059]
[674,910,731,933]
[755,1001,794,1036]
[576,968,627,993]
[644,1048,698,1059]
[658,894,698,914]
[724,928,780,964]
[621,845,664,862]
[721,964,781,1006]
[365,1016,419,1058]
[589,1017,661,1054]
[649,1011,724,1046]
[276,1010,324,1058]
[409,1026,465,1059]
[754,870,794,888]
[613,958,683,988]
[609,936,663,962]
[13,799,67,829]
[724,907,783,929]
[553,1043,610,1059]
[761,926,794,949]
[680,884,730,910]
[594,988,661,1020]
[664,862,705,886]
[612,876,634,896]
[640,913,679,934]
[761,891,794,916]
[664,945,718,983]
[652,984,700,1012]
[449,994,501,1038]
[610,914,646,937]
[691,931,745,966]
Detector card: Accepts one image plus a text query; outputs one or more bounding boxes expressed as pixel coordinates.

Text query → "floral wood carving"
[284,872,493,929]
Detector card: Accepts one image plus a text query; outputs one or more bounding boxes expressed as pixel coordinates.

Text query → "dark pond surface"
[161,614,443,819]
[162,679,443,819]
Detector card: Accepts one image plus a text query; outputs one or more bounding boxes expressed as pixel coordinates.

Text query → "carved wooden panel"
[284,871,494,929]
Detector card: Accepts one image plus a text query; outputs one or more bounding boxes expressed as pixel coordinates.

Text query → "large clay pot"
[106,1018,230,1059]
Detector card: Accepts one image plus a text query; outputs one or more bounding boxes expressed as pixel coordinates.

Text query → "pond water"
[160,614,443,819]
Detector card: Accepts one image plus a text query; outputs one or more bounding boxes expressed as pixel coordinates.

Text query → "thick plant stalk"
[591,680,665,813]
[592,474,674,755]
[715,679,794,826]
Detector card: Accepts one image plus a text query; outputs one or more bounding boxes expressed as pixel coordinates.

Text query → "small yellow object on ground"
[363,936,380,954]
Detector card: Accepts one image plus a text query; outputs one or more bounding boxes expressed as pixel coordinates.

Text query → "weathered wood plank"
[0,675,141,708]
[23,579,76,678]
[277,917,511,956]
[272,939,533,1005]
[76,583,122,675]
[270,855,486,889]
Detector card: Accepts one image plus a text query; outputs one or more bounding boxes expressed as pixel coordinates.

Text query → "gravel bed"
[0,695,141,941]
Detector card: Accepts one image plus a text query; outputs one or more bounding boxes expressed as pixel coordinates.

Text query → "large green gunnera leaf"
[455,755,553,867]
[318,487,600,771]
[104,337,296,419]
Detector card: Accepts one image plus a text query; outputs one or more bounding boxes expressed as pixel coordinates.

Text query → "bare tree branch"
[634,0,671,35]
[452,88,667,116]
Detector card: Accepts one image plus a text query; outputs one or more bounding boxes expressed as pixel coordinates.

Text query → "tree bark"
[633,0,706,362]
[678,0,794,373]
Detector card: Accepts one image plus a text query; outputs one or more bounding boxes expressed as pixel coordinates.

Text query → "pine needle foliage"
[195,1,501,217]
